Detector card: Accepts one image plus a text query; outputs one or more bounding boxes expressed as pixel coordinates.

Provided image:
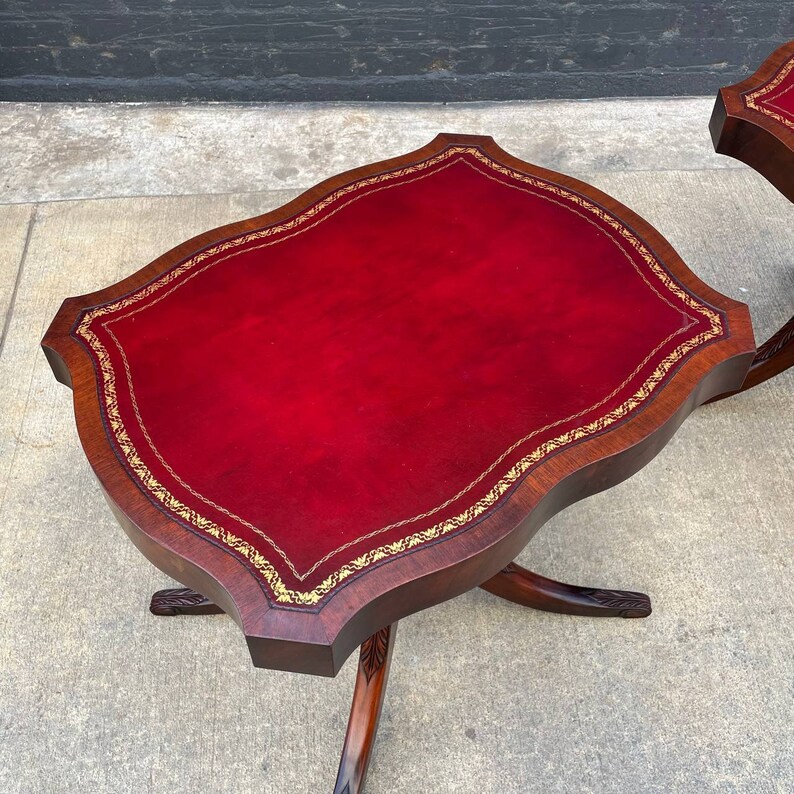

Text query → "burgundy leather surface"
[75,145,725,608]
[745,54,794,127]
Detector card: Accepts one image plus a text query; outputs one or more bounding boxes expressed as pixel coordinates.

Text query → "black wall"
[0,1,791,102]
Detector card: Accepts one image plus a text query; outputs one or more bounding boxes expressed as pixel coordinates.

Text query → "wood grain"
[42,133,755,676]
[480,562,652,618]
[709,41,794,398]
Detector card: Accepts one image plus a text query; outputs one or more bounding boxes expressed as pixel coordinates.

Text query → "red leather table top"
[73,143,726,610]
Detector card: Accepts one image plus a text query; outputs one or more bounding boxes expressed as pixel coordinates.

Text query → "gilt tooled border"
[104,153,697,582]
[75,145,724,606]
[744,55,794,131]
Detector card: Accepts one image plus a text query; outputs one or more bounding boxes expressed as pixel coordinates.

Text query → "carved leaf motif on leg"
[360,627,391,683]
[581,588,652,617]
[334,624,397,794]
[481,562,653,618]
[754,316,794,363]
[149,587,223,616]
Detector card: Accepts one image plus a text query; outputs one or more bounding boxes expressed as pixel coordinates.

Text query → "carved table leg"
[480,563,651,618]
[334,624,397,794]
[149,587,225,616]
[708,314,794,402]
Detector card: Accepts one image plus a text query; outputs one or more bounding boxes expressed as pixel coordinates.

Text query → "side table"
[43,134,755,792]
[710,39,794,394]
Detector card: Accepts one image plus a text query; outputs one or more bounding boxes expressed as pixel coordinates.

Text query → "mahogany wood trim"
[708,41,794,397]
[150,587,225,616]
[708,314,794,401]
[710,40,794,202]
[148,590,396,794]
[42,133,755,676]
[334,625,397,794]
[480,562,651,618]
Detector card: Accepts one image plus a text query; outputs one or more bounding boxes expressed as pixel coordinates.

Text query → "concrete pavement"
[0,99,791,794]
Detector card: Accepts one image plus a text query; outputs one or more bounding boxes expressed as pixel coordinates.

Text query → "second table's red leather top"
[744,52,794,130]
[74,144,725,608]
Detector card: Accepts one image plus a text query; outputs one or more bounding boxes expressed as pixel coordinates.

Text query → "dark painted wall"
[0,1,791,102]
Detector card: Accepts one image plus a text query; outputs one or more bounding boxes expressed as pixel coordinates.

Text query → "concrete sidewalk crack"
[0,203,37,360]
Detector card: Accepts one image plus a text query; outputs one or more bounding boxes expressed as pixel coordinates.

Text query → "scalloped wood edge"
[708,41,794,398]
[42,133,755,676]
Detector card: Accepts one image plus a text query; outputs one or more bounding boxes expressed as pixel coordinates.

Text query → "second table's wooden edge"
[710,40,794,202]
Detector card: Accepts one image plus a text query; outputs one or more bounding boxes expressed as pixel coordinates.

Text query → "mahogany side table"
[43,134,755,793]
[710,39,794,394]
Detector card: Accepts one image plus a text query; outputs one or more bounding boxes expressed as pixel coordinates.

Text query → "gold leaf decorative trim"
[105,153,695,582]
[744,55,794,131]
[76,145,723,606]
